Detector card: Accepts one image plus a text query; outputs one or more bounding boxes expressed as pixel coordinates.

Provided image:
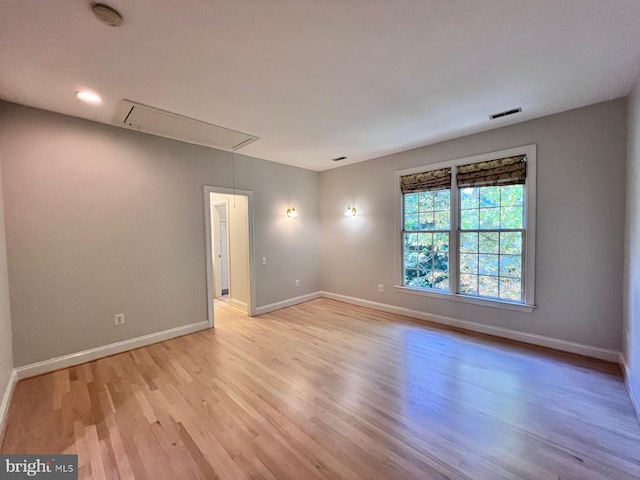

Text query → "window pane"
[460,274,478,295]
[433,274,449,290]
[480,187,500,207]
[433,232,449,252]
[407,276,426,288]
[405,233,418,250]
[460,253,478,274]
[501,206,523,229]
[479,275,499,297]
[417,232,432,249]
[500,232,522,254]
[479,254,499,276]
[435,211,450,230]
[479,208,500,229]
[501,185,523,206]
[418,252,432,272]
[431,270,449,290]
[417,232,433,271]
[434,252,448,271]
[460,209,479,229]
[500,278,522,301]
[479,232,499,253]
[499,255,521,279]
[405,269,418,285]
[405,194,419,213]
[406,270,449,291]
[460,232,478,253]
[405,214,419,231]
[418,191,433,211]
[426,270,438,286]
[460,188,479,209]
[433,190,450,210]
[419,212,434,229]
[404,251,418,268]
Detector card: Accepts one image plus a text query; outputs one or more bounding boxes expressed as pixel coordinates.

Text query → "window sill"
[394,285,535,313]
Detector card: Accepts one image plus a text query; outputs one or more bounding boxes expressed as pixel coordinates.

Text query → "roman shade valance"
[400,167,451,194]
[456,155,526,188]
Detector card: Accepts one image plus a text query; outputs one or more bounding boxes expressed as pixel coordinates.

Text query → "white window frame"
[394,144,536,313]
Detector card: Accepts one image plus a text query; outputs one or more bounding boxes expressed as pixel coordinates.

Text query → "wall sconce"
[344,206,357,217]
[287,206,298,218]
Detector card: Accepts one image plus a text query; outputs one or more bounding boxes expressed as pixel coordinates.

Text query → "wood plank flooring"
[2,298,640,479]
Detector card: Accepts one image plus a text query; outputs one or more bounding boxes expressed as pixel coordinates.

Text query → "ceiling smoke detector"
[91,3,123,27]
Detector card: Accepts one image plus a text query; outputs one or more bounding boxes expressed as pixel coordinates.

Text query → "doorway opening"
[204,186,256,327]
[211,201,230,300]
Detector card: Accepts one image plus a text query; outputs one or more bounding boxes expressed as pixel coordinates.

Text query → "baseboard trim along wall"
[255,292,322,316]
[229,298,248,312]
[0,369,17,443]
[623,362,640,422]
[14,320,210,380]
[6,291,625,387]
[320,291,621,363]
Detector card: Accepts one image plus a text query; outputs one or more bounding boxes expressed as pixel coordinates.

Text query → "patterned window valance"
[400,167,451,194]
[456,155,526,188]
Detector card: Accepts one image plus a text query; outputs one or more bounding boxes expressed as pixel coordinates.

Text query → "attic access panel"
[114,100,259,151]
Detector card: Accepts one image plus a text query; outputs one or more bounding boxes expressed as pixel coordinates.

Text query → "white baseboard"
[15,321,210,380]
[0,369,17,443]
[622,361,640,422]
[255,292,322,316]
[320,291,621,363]
[229,298,248,312]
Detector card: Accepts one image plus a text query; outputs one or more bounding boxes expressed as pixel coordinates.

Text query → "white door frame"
[204,186,257,327]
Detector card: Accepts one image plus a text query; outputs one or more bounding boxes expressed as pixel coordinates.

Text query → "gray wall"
[0,101,321,367]
[0,96,630,367]
[625,76,640,403]
[320,98,627,351]
[0,159,13,410]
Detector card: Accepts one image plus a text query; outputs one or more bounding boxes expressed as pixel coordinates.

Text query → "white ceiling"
[2,1,640,171]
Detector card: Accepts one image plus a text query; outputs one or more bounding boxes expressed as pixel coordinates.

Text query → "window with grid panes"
[399,146,535,308]
[403,189,451,291]
[458,185,524,301]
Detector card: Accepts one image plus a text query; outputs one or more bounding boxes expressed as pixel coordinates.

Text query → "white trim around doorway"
[204,186,257,326]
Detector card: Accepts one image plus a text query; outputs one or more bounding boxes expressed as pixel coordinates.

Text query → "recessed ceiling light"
[75,90,103,104]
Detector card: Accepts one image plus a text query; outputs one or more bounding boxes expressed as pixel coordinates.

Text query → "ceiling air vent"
[332,156,347,162]
[114,100,259,151]
[489,107,522,120]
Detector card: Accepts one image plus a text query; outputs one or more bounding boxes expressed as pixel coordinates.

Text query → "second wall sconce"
[287,206,298,218]
[344,206,357,217]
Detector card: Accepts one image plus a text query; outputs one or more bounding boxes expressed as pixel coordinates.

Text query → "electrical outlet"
[115,313,125,325]
[295,279,300,287]
[378,284,384,292]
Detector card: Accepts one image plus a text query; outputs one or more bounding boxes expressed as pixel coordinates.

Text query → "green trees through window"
[403,190,450,290]
[458,185,524,301]
[400,148,534,307]
[402,184,525,302]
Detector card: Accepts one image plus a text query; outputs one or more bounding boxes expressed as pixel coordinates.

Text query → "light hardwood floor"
[2,298,640,479]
